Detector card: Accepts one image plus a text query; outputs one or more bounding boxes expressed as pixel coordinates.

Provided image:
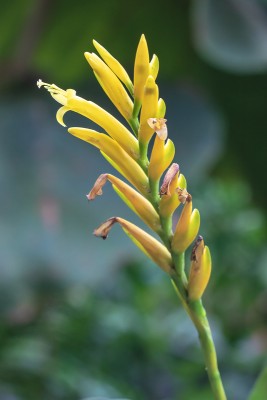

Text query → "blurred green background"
[1,0,267,399]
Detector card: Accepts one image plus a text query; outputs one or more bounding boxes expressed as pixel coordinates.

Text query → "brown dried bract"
[93,217,118,239]
[86,174,108,200]
[191,235,204,262]
[160,163,180,196]
[176,187,191,204]
[147,117,168,140]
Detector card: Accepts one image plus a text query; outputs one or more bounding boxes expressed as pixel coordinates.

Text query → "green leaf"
[248,365,267,400]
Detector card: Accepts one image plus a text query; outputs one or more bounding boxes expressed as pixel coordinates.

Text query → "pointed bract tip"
[87,174,108,200]
[191,235,204,262]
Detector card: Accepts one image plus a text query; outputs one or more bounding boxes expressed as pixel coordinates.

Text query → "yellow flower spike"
[156,98,166,118]
[94,217,173,274]
[38,80,139,160]
[133,34,150,116]
[87,173,161,233]
[68,127,149,195]
[85,52,133,121]
[93,40,134,95]
[172,196,201,253]
[188,237,212,301]
[148,136,175,183]
[149,54,159,80]
[138,76,159,144]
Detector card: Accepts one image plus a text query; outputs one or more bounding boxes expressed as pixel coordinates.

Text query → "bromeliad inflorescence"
[37,35,227,400]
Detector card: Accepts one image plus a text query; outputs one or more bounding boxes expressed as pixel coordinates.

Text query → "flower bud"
[148,136,175,183]
[85,52,133,121]
[93,40,133,94]
[172,196,200,253]
[149,54,159,80]
[134,34,150,104]
[188,238,212,301]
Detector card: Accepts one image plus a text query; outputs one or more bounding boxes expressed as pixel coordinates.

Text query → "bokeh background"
[1,0,267,399]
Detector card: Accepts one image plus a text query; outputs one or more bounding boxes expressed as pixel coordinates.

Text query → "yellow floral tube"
[85,52,133,121]
[133,34,150,115]
[93,40,133,94]
[94,217,173,274]
[69,128,149,195]
[171,197,200,253]
[188,238,212,301]
[87,173,161,233]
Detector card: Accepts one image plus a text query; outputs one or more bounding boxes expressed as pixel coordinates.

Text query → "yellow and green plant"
[38,35,227,400]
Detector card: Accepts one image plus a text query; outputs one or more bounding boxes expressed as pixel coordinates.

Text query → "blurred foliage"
[0,178,266,400]
[1,0,267,399]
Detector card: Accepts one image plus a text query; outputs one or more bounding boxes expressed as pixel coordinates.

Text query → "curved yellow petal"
[94,217,172,273]
[69,127,149,195]
[56,106,69,127]
[93,40,133,95]
[85,52,133,121]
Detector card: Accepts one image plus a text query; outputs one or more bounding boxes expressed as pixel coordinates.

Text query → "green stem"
[129,117,139,136]
[188,300,227,400]
[171,257,227,400]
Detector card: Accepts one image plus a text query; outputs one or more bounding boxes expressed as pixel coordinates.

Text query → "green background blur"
[1,0,267,399]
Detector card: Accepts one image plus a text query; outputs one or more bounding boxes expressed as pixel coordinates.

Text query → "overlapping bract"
[38,35,211,300]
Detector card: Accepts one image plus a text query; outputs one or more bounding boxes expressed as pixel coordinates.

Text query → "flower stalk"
[38,35,227,400]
